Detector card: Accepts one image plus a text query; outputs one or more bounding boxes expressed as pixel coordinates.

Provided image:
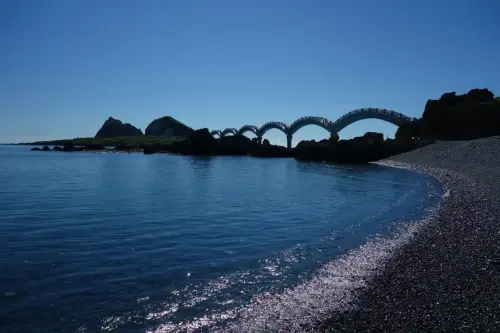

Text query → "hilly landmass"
[145,116,194,137]
[95,117,143,138]
[21,115,192,146]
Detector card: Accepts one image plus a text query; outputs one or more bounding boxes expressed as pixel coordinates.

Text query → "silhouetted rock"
[115,144,141,152]
[362,132,384,142]
[262,139,271,146]
[53,146,62,151]
[142,143,173,155]
[31,147,41,151]
[218,135,257,155]
[294,134,432,164]
[251,144,293,158]
[169,128,218,155]
[84,144,105,151]
[42,146,51,151]
[95,117,143,138]
[402,88,500,141]
[145,116,194,137]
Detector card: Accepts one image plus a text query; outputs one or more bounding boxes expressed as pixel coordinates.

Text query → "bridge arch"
[210,130,222,137]
[236,125,259,137]
[331,108,413,133]
[220,128,238,137]
[288,116,335,136]
[257,122,289,137]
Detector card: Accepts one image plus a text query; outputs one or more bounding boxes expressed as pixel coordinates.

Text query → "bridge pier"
[286,134,293,149]
[257,136,262,145]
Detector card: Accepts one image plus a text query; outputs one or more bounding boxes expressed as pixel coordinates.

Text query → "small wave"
[149,209,440,332]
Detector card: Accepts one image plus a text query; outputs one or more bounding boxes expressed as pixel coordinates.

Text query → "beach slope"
[326,136,500,332]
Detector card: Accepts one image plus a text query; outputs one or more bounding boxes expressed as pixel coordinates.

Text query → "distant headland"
[25,88,500,164]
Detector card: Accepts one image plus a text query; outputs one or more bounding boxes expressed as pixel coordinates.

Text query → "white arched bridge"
[210,108,416,148]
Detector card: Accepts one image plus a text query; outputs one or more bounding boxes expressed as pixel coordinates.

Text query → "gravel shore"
[324,136,500,332]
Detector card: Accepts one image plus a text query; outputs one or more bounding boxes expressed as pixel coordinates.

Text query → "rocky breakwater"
[31,143,106,152]
[143,128,292,157]
[294,132,433,164]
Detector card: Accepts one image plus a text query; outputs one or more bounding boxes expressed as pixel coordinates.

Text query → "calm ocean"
[0,145,443,332]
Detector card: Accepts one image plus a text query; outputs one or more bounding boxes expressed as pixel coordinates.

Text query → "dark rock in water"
[30,147,41,151]
[53,146,62,151]
[145,116,193,137]
[63,143,74,152]
[171,128,218,155]
[142,143,173,155]
[218,135,257,155]
[115,144,140,152]
[251,144,293,158]
[95,117,143,138]
[42,146,51,151]
[294,134,433,164]
[167,130,293,157]
[262,139,271,146]
[84,144,105,151]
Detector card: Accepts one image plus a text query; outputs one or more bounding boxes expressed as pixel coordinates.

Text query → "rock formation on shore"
[145,116,194,137]
[396,88,500,141]
[95,117,143,138]
[294,132,431,164]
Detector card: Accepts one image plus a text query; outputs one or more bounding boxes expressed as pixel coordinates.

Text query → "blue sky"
[1,0,499,145]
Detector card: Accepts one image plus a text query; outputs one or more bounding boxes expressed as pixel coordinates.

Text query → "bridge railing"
[212,108,413,138]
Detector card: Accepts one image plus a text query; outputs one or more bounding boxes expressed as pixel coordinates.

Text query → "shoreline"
[321,136,500,332]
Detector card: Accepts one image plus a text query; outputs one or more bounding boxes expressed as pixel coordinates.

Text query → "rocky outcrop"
[294,134,433,164]
[169,128,218,155]
[142,129,292,157]
[95,117,143,138]
[395,88,500,141]
[145,116,194,137]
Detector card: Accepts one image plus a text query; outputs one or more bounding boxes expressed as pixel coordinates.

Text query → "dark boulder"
[115,144,140,152]
[262,139,271,146]
[53,146,62,151]
[145,116,194,137]
[416,88,500,140]
[84,144,105,151]
[42,146,51,151]
[218,135,257,155]
[142,143,173,155]
[362,132,384,142]
[294,133,433,164]
[95,117,143,138]
[251,144,293,158]
[170,128,218,155]
[62,143,74,152]
[30,147,41,151]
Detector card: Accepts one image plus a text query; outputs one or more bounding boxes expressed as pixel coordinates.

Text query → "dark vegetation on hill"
[145,116,194,137]
[95,117,143,137]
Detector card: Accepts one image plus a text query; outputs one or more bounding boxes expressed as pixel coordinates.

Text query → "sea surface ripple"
[0,146,443,332]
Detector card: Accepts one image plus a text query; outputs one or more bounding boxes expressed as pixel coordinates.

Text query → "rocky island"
[95,117,143,138]
[27,88,500,165]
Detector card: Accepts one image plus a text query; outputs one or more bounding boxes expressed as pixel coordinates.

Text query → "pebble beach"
[324,136,500,332]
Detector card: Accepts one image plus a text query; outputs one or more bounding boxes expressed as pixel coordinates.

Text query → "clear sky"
[1,0,499,145]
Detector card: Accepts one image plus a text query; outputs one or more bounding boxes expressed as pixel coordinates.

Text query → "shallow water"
[0,146,443,332]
